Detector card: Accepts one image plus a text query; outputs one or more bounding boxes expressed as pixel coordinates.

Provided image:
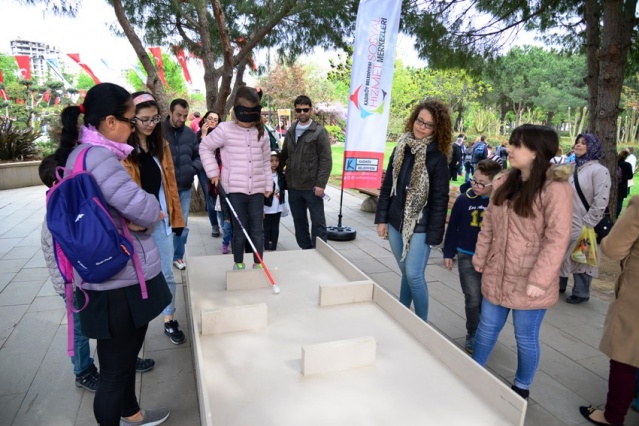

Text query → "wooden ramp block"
[201,303,267,335]
[302,336,376,376]
[226,268,279,291]
[319,281,374,306]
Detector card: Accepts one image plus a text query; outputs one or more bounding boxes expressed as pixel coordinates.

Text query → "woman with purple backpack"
[53,83,171,426]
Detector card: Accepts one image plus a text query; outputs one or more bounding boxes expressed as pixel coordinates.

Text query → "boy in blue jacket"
[443,159,502,354]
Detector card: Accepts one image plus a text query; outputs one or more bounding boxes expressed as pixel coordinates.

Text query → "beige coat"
[599,195,639,367]
[473,166,574,309]
[560,160,611,278]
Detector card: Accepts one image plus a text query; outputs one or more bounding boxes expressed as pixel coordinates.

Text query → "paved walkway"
[0,184,637,426]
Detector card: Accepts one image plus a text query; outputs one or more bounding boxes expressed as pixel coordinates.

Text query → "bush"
[325,124,345,144]
[0,116,41,161]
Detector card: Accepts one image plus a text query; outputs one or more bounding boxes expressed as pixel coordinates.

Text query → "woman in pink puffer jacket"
[199,87,272,269]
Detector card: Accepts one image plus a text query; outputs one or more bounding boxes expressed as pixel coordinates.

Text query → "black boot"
[559,276,568,293]
[511,384,529,400]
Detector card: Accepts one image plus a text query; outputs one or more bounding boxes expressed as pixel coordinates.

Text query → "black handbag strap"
[573,167,591,211]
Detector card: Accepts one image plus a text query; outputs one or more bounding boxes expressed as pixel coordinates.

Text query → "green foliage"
[0,55,18,85]
[76,72,96,90]
[325,124,345,143]
[127,52,187,99]
[0,116,41,161]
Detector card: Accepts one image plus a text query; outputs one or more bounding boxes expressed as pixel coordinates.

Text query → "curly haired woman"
[374,99,452,322]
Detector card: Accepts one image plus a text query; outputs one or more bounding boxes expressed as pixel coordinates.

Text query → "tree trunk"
[545,111,555,127]
[583,0,600,133]
[195,0,220,113]
[112,0,169,116]
[593,0,636,220]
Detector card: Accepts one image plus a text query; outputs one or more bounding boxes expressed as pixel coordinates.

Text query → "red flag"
[67,54,101,84]
[54,96,60,107]
[148,47,167,86]
[0,69,7,101]
[14,55,31,80]
[43,90,51,103]
[173,47,192,84]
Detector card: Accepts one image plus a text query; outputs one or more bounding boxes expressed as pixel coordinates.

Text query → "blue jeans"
[62,293,94,376]
[227,193,264,264]
[218,211,233,246]
[457,252,482,336]
[464,162,474,182]
[173,189,191,261]
[472,299,547,390]
[198,170,218,230]
[288,189,327,249]
[387,224,431,322]
[152,220,177,316]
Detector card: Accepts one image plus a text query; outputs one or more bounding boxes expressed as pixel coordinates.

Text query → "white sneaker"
[173,259,186,270]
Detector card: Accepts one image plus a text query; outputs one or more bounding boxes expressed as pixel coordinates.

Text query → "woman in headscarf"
[374,99,452,322]
[559,134,611,304]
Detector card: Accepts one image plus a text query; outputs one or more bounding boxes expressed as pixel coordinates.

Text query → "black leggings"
[264,212,282,250]
[94,288,148,426]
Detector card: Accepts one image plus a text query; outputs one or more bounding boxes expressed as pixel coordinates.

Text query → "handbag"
[573,167,613,243]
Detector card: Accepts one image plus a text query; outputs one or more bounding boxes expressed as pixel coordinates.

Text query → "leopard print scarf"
[391,132,432,261]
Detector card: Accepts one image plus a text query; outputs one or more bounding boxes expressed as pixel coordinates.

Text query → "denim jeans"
[151,220,177,317]
[572,272,593,298]
[173,188,191,261]
[288,189,327,249]
[217,211,233,246]
[387,224,431,322]
[457,252,482,336]
[62,293,94,376]
[227,192,264,264]
[464,162,474,182]
[197,170,218,230]
[472,299,547,390]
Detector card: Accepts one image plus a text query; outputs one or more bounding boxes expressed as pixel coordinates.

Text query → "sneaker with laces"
[75,364,99,392]
[173,259,186,270]
[164,320,186,345]
[222,243,230,254]
[135,357,155,373]
[120,408,170,426]
[233,263,245,270]
[252,263,263,269]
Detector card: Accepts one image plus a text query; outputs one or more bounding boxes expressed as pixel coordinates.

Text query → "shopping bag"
[570,227,598,266]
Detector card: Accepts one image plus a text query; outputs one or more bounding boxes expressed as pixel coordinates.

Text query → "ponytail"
[55,105,82,167]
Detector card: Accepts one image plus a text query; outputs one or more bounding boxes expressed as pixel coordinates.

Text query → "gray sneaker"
[120,408,170,426]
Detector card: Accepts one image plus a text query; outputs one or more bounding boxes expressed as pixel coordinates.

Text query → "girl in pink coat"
[199,87,272,269]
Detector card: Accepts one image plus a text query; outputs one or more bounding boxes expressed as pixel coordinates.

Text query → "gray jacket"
[560,160,611,278]
[64,144,162,291]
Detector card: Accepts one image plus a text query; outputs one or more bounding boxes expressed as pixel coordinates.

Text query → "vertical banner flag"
[14,55,31,80]
[0,69,8,101]
[173,47,192,84]
[342,0,402,189]
[67,54,101,84]
[148,47,168,86]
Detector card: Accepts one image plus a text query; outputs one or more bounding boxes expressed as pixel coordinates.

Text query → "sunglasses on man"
[295,108,310,113]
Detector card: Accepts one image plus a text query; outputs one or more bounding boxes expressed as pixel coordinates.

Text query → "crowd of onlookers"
[39,82,638,425]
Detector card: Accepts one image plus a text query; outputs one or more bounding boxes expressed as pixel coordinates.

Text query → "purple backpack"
[46,146,147,355]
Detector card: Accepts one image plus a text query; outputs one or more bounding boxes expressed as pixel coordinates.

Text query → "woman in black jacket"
[375,99,452,322]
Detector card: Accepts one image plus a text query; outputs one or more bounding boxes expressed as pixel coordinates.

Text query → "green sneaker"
[233,263,245,270]
[252,263,263,269]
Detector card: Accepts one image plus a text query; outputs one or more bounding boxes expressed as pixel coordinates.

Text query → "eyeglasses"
[295,108,310,113]
[469,178,493,189]
[115,116,136,128]
[415,117,435,130]
[132,115,161,126]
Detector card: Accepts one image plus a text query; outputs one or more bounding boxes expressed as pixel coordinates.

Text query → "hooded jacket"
[473,165,573,309]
